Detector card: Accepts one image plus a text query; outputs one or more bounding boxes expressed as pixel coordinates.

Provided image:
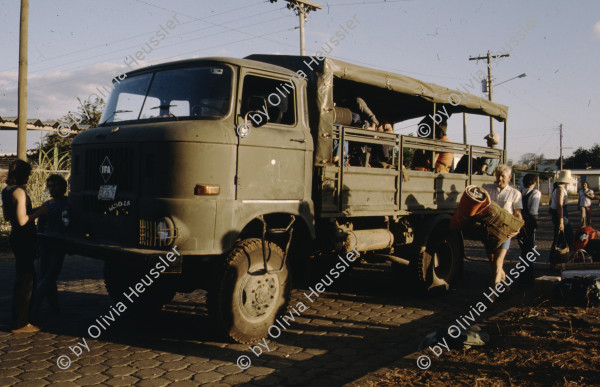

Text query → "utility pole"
[560,123,563,170]
[17,0,29,161]
[271,0,322,55]
[469,50,509,136]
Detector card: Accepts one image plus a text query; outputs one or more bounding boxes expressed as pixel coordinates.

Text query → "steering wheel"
[191,103,223,116]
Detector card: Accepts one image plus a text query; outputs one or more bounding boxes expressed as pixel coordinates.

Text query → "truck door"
[235,71,307,200]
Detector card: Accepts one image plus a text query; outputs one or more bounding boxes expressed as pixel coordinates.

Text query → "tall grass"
[0,146,70,238]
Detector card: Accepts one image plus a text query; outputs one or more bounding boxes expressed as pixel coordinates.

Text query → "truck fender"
[224,212,315,253]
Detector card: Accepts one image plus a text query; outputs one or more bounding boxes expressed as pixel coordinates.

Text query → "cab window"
[241,75,296,126]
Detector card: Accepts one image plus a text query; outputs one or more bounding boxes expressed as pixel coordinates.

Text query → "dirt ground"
[370,302,600,386]
[366,201,600,387]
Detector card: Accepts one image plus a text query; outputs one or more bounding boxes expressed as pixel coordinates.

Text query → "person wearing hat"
[550,170,574,258]
[477,133,501,175]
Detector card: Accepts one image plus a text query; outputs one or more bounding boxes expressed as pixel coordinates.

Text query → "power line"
[19,26,298,93]
[0,0,269,73]
[3,7,290,81]
[114,0,469,81]
[326,0,411,6]
[502,87,561,124]
[28,11,292,77]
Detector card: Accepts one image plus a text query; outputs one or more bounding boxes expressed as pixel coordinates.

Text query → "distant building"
[0,151,37,172]
[536,159,559,172]
[569,169,600,191]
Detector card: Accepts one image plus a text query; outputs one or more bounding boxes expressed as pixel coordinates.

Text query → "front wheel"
[208,238,290,344]
[413,226,463,294]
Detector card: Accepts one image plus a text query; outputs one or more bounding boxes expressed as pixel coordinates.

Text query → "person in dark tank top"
[1,160,48,333]
[33,174,70,318]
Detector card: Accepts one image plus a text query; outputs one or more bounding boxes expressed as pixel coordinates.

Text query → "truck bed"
[317,126,497,217]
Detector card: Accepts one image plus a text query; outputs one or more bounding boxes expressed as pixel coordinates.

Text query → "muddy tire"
[412,226,463,294]
[104,260,176,312]
[208,238,290,344]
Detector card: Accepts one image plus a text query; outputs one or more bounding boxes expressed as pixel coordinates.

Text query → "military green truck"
[59,55,508,343]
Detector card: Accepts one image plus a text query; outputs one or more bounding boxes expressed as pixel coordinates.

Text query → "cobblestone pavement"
[0,208,556,386]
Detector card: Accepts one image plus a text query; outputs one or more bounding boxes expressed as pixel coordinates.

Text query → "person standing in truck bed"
[338,96,379,166]
[341,96,379,129]
[370,121,395,168]
[434,121,453,173]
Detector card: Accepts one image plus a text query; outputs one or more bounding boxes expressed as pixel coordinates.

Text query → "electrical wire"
[23,11,293,80]
[502,87,561,124]
[0,0,269,73]
[22,26,298,92]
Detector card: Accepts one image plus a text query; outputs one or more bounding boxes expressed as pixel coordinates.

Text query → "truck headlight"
[156,217,177,246]
[139,217,177,248]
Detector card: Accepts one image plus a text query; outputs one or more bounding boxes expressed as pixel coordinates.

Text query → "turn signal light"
[194,184,220,195]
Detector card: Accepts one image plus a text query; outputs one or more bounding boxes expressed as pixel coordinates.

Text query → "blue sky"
[1,0,599,162]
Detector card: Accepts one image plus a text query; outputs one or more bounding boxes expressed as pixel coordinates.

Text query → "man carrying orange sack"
[482,165,523,286]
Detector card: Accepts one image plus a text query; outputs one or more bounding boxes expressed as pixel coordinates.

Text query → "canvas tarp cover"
[245,55,508,165]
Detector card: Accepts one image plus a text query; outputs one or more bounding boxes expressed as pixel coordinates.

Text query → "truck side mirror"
[243,96,268,127]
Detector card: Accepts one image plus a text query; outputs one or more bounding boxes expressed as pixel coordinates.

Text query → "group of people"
[481,165,599,290]
[549,171,596,256]
[331,97,502,175]
[1,160,69,333]
[332,96,395,168]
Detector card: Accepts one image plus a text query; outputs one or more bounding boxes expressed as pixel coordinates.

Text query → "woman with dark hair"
[1,159,48,333]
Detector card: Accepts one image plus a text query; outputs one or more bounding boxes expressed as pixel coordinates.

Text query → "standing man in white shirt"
[482,165,523,286]
[578,181,594,227]
[519,173,542,283]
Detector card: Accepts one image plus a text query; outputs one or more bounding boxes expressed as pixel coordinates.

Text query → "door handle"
[290,138,305,143]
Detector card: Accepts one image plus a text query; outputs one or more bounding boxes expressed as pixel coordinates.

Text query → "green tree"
[42,97,105,152]
[518,153,545,168]
[562,144,600,169]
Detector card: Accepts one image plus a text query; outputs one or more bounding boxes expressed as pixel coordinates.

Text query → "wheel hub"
[239,273,279,321]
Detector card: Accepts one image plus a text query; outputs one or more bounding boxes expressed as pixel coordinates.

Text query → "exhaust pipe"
[338,229,394,253]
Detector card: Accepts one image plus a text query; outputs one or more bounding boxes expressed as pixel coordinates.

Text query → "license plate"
[98,185,117,200]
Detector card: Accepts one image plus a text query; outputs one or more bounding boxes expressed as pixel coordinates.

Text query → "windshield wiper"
[150,104,177,110]
[100,109,133,125]
[149,105,178,119]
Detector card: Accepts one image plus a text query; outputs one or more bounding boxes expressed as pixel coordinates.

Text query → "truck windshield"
[99,66,232,125]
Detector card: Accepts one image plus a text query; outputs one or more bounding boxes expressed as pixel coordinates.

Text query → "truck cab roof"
[125,56,300,80]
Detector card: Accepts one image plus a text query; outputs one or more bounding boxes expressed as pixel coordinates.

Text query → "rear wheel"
[208,238,290,344]
[412,226,463,294]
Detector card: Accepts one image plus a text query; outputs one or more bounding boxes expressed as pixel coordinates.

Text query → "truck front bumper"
[39,232,184,271]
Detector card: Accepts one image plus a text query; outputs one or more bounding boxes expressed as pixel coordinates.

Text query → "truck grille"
[84,147,135,192]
